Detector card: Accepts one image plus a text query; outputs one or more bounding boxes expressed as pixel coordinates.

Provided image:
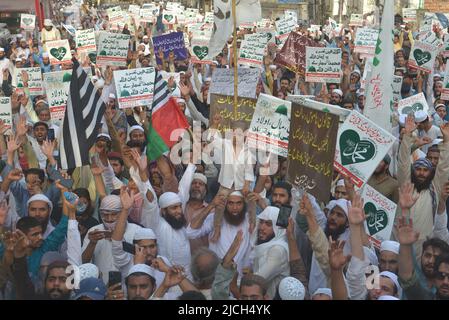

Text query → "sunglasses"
[435,271,449,281]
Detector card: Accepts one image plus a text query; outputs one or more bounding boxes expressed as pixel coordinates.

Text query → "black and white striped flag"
[59,59,105,169]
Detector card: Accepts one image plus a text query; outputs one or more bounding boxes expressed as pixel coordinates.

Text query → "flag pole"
[232,0,238,120]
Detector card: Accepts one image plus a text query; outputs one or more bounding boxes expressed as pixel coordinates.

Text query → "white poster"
[305,47,342,83]
[354,28,379,56]
[397,92,429,115]
[43,70,72,120]
[113,68,156,109]
[14,67,43,95]
[46,40,72,66]
[0,97,12,129]
[20,14,35,31]
[238,33,268,68]
[97,32,130,67]
[247,93,291,157]
[408,40,439,74]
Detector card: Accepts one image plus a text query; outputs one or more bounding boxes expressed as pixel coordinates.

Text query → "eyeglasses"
[435,271,449,281]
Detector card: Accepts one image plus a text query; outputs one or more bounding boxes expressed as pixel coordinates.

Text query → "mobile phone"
[47,128,55,141]
[276,205,292,228]
[108,271,122,288]
[122,241,136,255]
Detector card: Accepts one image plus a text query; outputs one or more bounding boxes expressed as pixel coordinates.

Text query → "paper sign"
[75,29,96,54]
[397,92,429,115]
[408,40,438,74]
[97,32,130,67]
[334,111,395,188]
[20,14,35,31]
[392,75,403,103]
[442,34,449,58]
[43,70,72,120]
[107,6,126,30]
[275,16,297,41]
[113,67,156,109]
[257,28,277,44]
[247,93,291,157]
[0,97,12,129]
[204,12,214,24]
[354,28,379,56]
[256,19,272,28]
[46,40,72,65]
[442,62,449,100]
[210,68,261,99]
[152,32,187,65]
[14,67,43,95]
[402,8,417,23]
[209,94,257,133]
[349,14,364,26]
[305,47,342,83]
[162,11,176,24]
[128,4,141,16]
[287,102,339,203]
[190,38,213,64]
[238,33,268,68]
[361,184,397,248]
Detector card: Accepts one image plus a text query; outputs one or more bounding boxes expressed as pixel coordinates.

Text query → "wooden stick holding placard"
[232,0,238,120]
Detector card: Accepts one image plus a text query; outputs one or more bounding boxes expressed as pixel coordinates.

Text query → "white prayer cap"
[129,125,144,133]
[0,47,4,52]
[269,64,277,70]
[378,295,399,300]
[433,73,442,79]
[97,133,111,141]
[192,173,207,185]
[356,89,365,97]
[332,199,350,217]
[435,103,446,111]
[229,191,244,198]
[79,263,100,281]
[312,288,332,299]
[336,179,345,187]
[177,98,186,104]
[15,57,22,62]
[143,35,149,39]
[398,114,407,127]
[17,34,23,39]
[325,200,337,211]
[380,240,400,255]
[134,228,157,241]
[127,264,156,279]
[43,19,53,27]
[42,52,49,58]
[99,195,122,212]
[332,89,343,96]
[379,271,402,298]
[20,38,26,42]
[278,277,305,300]
[363,246,379,266]
[27,194,53,213]
[350,69,361,76]
[432,138,443,145]
[108,93,116,99]
[159,192,182,209]
[414,110,428,123]
[204,77,212,82]
[35,99,49,106]
[94,78,105,89]
[91,75,99,81]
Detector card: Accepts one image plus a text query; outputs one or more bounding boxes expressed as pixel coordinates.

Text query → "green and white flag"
[363,0,395,132]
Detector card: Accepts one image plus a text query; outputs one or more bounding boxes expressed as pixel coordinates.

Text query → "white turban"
[278,277,305,300]
[380,240,400,255]
[159,192,182,209]
[336,179,345,187]
[192,173,207,185]
[332,199,350,217]
[134,228,157,241]
[27,194,53,213]
[229,191,244,198]
[79,263,100,282]
[379,271,402,298]
[312,288,332,298]
[99,195,122,212]
[44,19,53,27]
[129,125,144,133]
[127,264,156,279]
[332,89,343,97]
[257,206,286,239]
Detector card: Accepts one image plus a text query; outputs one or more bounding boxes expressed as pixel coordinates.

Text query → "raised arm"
[433,123,449,196]
[329,238,350,300]
[397,115,416,186]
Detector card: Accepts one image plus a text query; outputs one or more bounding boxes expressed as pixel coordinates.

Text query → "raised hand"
[40,139,55,158]
[328,238,351,271]
[90,161,105,176]
[13,229,30,258]
[348,193,366,226]
[6,135,21,154]
[133,245,146,265]
[440,123,449,142]
[394,216,419,246]
[398,182,419,211]
[162,266,186,288]
[286,217,295,240]
[179,81,190,98]
[299,193,313,217]
[15,115,28,137]
[106,283,125,300]
[0,200,9,226]
[0,120,8,135]
[404,114,417,135]
[7,168,23,182]
[119,186,135,211]
[151,257,170,273]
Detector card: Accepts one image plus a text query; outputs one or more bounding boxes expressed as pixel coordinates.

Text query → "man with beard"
[398,115,449,258]
[415,110,442,154]
[299,194,351,294]
[185,173,209,254]
[11,205,68,287]
[0,48,9,74]
[41,19,61,45]
[397,211,449,299]
[82,190,141,284]
[106,264,157,300]
[330,89,343,106]
[252,206,290,299]
[39,52,52,73]
[368,155,399,202]
[12,259,72,300]
[186,191,254,277]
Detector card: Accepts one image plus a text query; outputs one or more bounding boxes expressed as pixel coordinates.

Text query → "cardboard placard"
[305,47,342,83]
[152,32,187,65]
[14,67,43,95]
[397,92,429,115]
[20,14,35,31]
[43,70,72,120]
[408,40,438,74]
[209,68,261,99]
[238,33,268,68]
[96,32,130,67]
[0,97,12,129]
[46,40,72,65]
[113,67,156,109]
